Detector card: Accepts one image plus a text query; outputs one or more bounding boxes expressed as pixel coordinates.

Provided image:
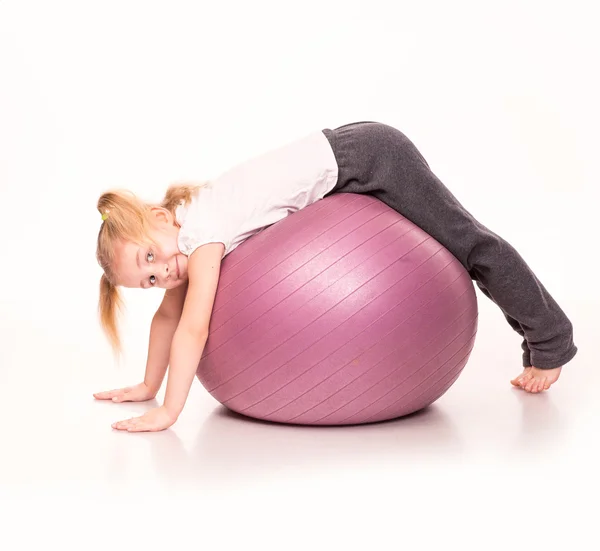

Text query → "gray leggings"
[322,121,577,370]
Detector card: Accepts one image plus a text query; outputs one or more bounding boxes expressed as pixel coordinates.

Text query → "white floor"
[1,195,598,549]
[1,1,599,550]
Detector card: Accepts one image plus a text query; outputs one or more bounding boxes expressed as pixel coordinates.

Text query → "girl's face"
[113,208,189,290]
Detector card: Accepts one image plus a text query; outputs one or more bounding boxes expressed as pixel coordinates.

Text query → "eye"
[146,250,156,286]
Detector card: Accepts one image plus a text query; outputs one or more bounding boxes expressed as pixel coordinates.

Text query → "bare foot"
[510,366,562,393]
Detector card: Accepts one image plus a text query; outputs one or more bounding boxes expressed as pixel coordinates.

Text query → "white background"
[1,0,599,549]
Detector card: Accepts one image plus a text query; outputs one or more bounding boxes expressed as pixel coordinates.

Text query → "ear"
[149,206,173,226]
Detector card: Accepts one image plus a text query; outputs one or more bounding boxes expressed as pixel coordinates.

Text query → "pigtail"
[161,181,209,215]
[98,273,124,355]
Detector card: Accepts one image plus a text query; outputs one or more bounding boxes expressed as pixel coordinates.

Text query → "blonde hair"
[97,181,208,354]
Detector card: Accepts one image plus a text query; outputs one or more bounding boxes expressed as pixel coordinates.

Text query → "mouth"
[175,256,180,279]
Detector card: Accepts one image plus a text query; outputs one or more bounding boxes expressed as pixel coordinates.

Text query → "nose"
[154,263,170,286]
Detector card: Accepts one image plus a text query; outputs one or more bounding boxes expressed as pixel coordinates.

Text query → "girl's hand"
[93,382,157,403]
[111,405,176,432]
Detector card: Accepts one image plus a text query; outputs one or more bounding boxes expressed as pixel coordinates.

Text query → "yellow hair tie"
[101,211,109,221]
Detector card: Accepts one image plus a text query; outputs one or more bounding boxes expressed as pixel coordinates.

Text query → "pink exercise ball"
[196,193,478,425]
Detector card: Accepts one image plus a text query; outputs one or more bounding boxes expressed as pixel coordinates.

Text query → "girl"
[94,121,578,432]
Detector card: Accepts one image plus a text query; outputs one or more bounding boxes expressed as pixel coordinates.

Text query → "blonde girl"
[94,122,577,432]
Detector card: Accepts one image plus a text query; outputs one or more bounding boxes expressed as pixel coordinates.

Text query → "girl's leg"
[322,122,577,369]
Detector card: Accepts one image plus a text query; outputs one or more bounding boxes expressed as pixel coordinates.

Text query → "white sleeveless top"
[175,129,339,258]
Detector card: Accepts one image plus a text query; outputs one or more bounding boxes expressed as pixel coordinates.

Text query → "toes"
[511,368,557,393]
[511,368,532,388]
[519,374,532,390]
[525,377,546,393]
[510,376,525,387]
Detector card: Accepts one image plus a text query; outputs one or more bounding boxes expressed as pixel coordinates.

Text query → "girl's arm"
[110,242,224,431]
[162,242,225,420]
[93,284,187,404]
[143,283,189,395]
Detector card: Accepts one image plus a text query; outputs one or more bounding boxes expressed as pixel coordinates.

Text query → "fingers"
[93,387,132,400]
[112,416,160,432]
[111,407,173,433]
[111,390,135,403]
[112,416,142,431]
